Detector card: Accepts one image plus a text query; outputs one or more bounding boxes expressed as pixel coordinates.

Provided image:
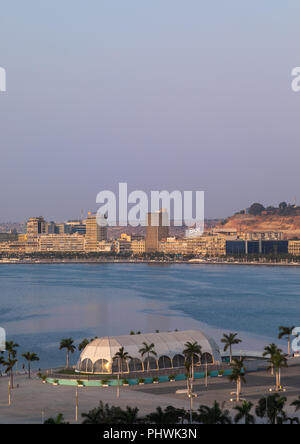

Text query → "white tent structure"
[76,330,221,374]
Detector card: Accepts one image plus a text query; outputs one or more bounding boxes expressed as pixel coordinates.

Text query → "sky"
[0,0,300,222]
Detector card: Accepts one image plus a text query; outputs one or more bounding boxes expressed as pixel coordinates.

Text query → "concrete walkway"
[1,360,300,423]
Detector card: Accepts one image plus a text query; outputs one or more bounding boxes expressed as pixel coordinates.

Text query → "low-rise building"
[39,233,85,252]
[113,240,132,254]
[186,235,227,256]
[131,239,145,255]
[97,241,113,252]
[159,237,189,255]
[288,240,300,256]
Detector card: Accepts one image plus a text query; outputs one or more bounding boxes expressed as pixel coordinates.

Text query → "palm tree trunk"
[288,336,290,356]
[236,377,240,402]
[10,370,14,389]
[28,362,31,379]
[67,350,69,369]
[192,356,194,381]
[230,345,232,364]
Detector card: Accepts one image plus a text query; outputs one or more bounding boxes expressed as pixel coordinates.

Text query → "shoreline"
[0,259,300,267]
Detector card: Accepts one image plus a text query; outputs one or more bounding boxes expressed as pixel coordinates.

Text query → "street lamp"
[75,387,78,422]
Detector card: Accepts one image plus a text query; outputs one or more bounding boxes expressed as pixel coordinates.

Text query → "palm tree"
[286,416,300,424]
[119,406,140,424]
[184,359,192,397]
[197,401,232,424]
[22,352,39,379]
[234,401,255,424]
[278,326,295,356]
[228,358,246,402]
[78,339,89,352]
[59,338,76,369]
[139,343,157,372]
[221,333,242,363]
[81,402,139,424]
[291,396,300,412]
[5,341,19,359]
[113,347,132,375]
[183,341,202,381]
[81,404,110,424]
[44,413,69,424]
[263,343,282,376]
[255,394,287,424]
[3,357,18,389]
[146,406,181,424]
[268,351,287,391]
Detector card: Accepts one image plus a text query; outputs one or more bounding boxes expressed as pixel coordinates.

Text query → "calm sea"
[0,263,299,369]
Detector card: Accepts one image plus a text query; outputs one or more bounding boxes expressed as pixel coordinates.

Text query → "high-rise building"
[85,214,107,252]
[145,210,169,252]
[26,217,46,240]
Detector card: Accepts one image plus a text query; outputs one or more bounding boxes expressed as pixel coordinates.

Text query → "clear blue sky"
[0,1,300,221]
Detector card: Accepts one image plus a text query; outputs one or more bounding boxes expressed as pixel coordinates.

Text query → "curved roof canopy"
[78,330,221,365]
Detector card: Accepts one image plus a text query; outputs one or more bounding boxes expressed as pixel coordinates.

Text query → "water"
[0,263,299,369]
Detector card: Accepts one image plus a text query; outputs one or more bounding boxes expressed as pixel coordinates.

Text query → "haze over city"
[1,1,300,221]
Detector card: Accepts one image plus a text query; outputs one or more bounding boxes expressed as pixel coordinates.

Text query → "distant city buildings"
[0,211,299,258]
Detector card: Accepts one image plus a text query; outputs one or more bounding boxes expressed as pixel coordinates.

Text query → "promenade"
[0,359,299,423]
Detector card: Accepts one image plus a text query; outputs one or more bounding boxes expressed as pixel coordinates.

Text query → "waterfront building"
[76,330,221,374]
[239,231,284,241]
[288,240,300,256]
[186,234,227,256]
[145,210,169,252]
[159,237,189,255]
[131,239,146,255]
[85,214,107,252]
[113,239,132,254]
[39,233,85,252]
[213,228,284,241]
[226,240,289,256]
[5,241,26,253]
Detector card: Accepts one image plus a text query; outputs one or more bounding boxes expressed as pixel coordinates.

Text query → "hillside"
[218,213,300,239]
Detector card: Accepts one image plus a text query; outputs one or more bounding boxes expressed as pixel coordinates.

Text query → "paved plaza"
[1,360,300,423]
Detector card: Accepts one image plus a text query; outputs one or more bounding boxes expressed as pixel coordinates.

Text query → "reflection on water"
[0,263,299,368]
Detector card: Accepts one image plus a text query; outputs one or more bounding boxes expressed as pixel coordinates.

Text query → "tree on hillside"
[279,202,288,210]
[249,203,265,216]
